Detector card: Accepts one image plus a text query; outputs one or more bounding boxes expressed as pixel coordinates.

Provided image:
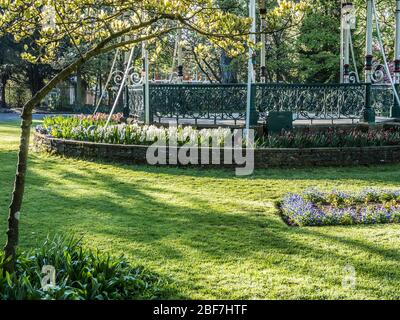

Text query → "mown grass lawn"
[1,120,400,299]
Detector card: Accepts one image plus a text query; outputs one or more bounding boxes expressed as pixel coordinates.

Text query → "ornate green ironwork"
[371,84,395,117]
[256,83,366,121]
[148,83,247,124]
[128,85,144,119]
[128,82,395,123]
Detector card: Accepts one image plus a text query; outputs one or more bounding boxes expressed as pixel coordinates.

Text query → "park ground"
[1,120,400,299]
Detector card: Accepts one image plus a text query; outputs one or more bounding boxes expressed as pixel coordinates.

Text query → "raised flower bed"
[278,188,400,227]
[33,114,400,168]
[36,114,400,148]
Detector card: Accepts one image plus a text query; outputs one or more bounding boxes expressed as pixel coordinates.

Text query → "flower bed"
[37,113,124,140]
[37,114,234,147]
[36,114,400,148]
[278,188,400,227]
[259,127,400,148]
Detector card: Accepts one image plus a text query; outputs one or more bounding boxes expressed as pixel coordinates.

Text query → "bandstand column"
[123,48,130,118]
[364,0,374,123]
[260,0,267,83]
[393,0,400,117]
[365,0,373,83]
[340,1,344,83]
[177,29,183,83]
[343,21,350,83]
[142,42,150,124]
[246,0,258,132]
[341,1,353,84]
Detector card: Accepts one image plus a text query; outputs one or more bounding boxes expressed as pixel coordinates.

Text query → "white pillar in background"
[177,29,183,83]
[245,0,256,133]
[142,42,150,124]
[344,21,350,83]
[260,0,267,83]
[365,0,374,83]
[395,0,400,84]
[340,3,344,83]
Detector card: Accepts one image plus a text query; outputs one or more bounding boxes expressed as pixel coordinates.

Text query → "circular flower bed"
[36,114,400,148]
[34,114,400,168]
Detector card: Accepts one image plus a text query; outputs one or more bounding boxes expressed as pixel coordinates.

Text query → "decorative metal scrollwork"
[371,61,386,84]
[126,83,391,123]
[168,72,179,83]
[371,84,393,117]
[148,84,247,124]
[349,71,358,84]
[255,83,365,121]
[131,83,369,123]
[112,67,143,90]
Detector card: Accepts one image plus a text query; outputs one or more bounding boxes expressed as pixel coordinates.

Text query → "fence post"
[393,83,400,118]
[142,83,152,123]
[249,84,259,126]
[363,83,375,123]
[123,86,130,118]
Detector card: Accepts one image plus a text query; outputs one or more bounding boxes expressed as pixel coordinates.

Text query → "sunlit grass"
[1,121,400,299]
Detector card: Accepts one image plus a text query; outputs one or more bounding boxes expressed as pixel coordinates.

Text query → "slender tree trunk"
[76,67,83,109]
[3,104,33,273]
[94,73,99,108]
[0,77,7,108]
[27,64,45,109]
[2,16,165,273]
[0,74,10,108]
[220,50,237,84]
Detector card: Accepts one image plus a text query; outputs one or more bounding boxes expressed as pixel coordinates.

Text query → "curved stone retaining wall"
[33,133,400,168]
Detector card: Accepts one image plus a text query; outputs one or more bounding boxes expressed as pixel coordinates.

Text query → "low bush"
[0,235,173,300]
[279,188,400,227]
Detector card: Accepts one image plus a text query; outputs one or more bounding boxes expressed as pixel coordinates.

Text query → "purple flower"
[281,188,400,227]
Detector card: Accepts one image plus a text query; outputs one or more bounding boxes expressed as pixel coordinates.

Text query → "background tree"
[295,1,341,83]
[0,0,251,273]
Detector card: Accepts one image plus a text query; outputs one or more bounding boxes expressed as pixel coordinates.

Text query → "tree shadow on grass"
[48,151,400,186]
[3,146,400,298]
[12,153,400,298]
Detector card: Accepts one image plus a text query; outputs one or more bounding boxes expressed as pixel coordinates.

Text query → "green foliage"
[39,117,232,146]
[296,7,340,83]
[41,113,122,139]
[0,235,172,300]
[260,128,400,148]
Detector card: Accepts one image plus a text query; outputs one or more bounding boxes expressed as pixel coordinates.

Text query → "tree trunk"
[27,64,45,109]
[3,105,33,273]
[220,50,237,83]
[2,16,164,273]
[0,77,7,108]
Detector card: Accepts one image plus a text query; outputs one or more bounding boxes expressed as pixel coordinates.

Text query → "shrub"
[0,235,173,300]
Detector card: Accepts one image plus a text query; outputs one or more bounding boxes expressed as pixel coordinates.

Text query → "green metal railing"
[256,83,366,122]
[371,84,395,118]
[148,83,247,124]
[128,83,395,124]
